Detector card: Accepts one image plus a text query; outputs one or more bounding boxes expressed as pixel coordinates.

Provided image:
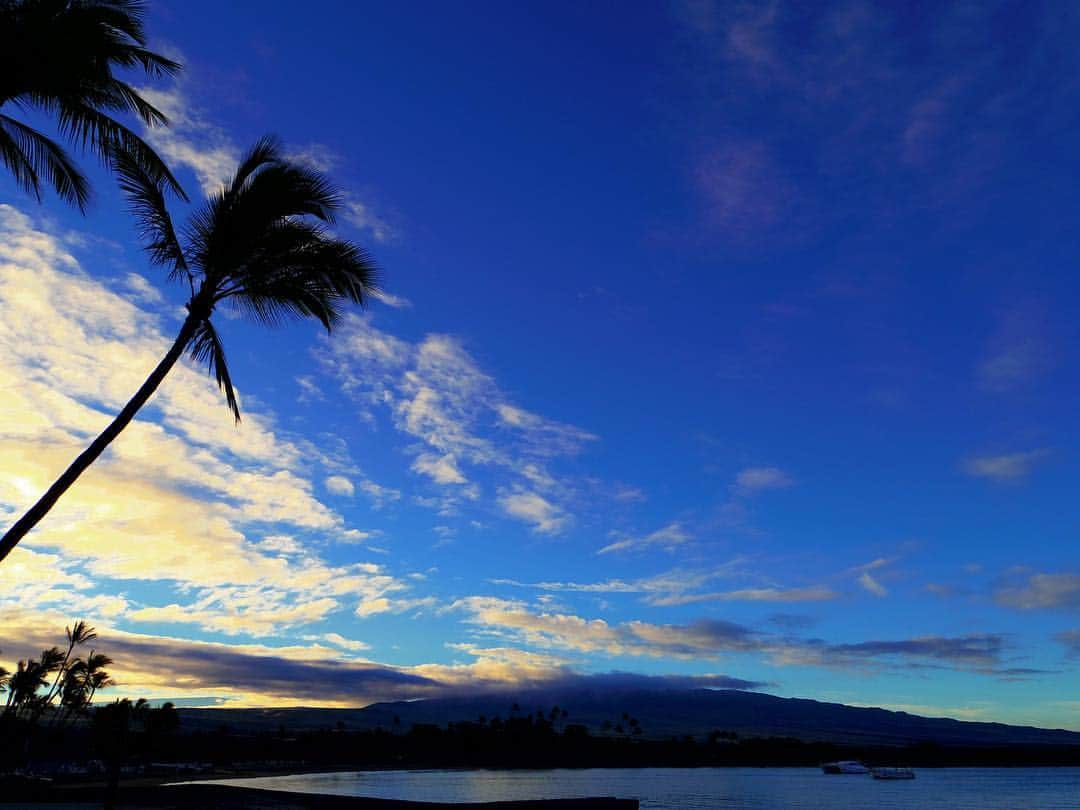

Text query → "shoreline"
[6,783,637,809]
[2,773,638,808]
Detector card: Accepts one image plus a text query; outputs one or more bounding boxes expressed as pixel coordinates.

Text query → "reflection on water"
[199,767,1080,809]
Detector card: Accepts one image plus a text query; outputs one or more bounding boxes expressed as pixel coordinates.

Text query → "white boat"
[821,760,870,774]
[873,767,916,780]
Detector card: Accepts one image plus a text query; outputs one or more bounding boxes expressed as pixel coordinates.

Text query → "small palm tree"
[0,136,378,563]
[0,0,185,209]
[4,647,63,718]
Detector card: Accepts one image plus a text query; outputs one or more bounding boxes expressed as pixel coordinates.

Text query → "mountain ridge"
[177,688,1080,747]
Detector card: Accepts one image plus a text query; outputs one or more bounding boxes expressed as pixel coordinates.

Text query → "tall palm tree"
[36,620,96,722]
[0,136,379,563]
[0,0,185,209]
[56,649,113,724]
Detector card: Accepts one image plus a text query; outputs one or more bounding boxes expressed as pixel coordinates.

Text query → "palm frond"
[0,113,90,209]
[115,45,182,77]
[74,0,149,45]
[86,79,170,128]
[187,318,241,422]
[240,161,341,223]
[57,102,187,201]
[227,231,379,331]
[189,139,378,336]
[228,135,282,196]
[66,620,97,647]
[193,140,342,283]
[110,143,189,282]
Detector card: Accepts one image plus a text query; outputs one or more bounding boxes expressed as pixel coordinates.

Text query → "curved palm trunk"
[0,315,198,564]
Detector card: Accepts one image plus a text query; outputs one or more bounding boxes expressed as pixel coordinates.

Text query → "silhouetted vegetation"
[0,0,185,210]
[8,706,1079,783]
[1,620,115,778]
[1,620,112,729]
[146,716,1080,770]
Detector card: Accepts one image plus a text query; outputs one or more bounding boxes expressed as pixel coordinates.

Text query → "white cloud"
[358,479,402,508]
[846,557,896,598]
[356,595,437,618]
[295,375,325,403]
[413,453,468,485]
[962,449,1050,483]
[498,490,569,534]
[319,632,371,652]
[342,197,395,243]
[651,586,838,606]
[121,273,163,304]
[733,466,794,494]
[858,571,888,597]
[137,85,240,195]
[378,291,413,309]
[496,563,835,606]
[598,522,690,555]
[325,475,355,496]
[995,572,1080,610]
[286,142,341,173]
[613,486,646,502]
[451,596,758,659]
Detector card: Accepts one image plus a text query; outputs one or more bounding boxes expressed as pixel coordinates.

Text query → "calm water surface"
[201,767,1080,808]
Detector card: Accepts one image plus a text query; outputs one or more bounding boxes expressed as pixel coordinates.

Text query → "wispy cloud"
[493,561,833,606]
[671,1,1070,245]
[695,141,793,237]
[977,307,1056,393]
[320,316,596,533]
[857,571,888,597]
[377,291,413,309]
[597,521,690,555]
[961,449,1051,483]
[653,585,837,607]
[137,85,240,195]
[453,596,1027,677]
[995,572,1080,611]
[342,197,396,244]
[733,466,794,495]
[847,557,896,598]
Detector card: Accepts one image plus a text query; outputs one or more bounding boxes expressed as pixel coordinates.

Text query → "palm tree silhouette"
[42,620,96,711]
[0,0,185,209]
[0,136,379,563]
[4,647,63,718]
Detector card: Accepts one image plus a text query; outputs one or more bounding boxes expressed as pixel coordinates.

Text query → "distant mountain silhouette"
[178,688,1080,747]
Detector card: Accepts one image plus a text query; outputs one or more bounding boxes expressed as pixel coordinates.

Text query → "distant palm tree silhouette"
[0,0,185,209]
[36,620,96,721]
[0,136,378,563]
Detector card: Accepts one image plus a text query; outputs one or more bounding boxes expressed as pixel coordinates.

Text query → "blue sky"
[1,0,1079,728]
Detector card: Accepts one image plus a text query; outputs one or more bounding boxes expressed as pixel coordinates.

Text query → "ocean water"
[200,767,1080,808]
